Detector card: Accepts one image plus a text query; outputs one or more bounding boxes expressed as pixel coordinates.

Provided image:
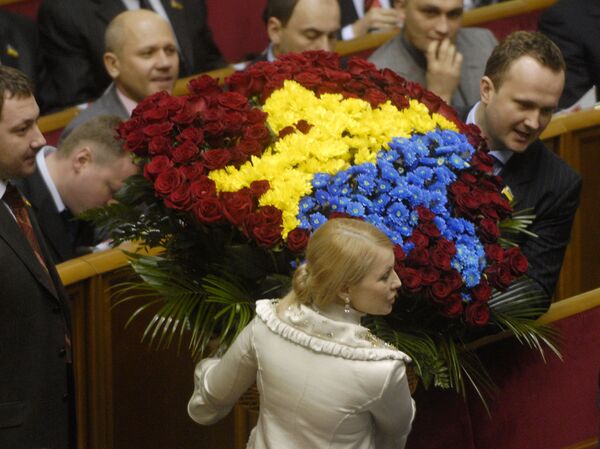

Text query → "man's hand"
[425,38,463,103]
[352,8,403,38]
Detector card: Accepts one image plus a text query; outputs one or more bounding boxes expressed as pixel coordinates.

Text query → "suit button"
[58,348,66,357]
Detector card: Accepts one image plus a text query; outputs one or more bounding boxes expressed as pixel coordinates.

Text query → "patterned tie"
[3,183,50,273]
[364,0,382,11]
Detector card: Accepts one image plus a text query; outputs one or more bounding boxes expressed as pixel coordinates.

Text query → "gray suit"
[369,28,497,112]
[60,83,128,141]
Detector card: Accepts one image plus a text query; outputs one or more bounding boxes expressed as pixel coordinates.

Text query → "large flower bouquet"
[98,51,556,402]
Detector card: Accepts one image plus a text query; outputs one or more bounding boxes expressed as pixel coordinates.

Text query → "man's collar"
[465,101,514,165]
[115,87,138,116]
[36,146,67,213]
[266,43,277,63]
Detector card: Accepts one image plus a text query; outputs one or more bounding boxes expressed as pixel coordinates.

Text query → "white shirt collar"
[466,101,514,166]
[115,88,138,117]
[0,179,7,200]
[36,146,67,213]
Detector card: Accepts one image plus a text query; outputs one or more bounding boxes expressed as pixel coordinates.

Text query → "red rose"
[202,149,232,170]
[295,119,312,134]
[431,280,452,302]
[143,122,173,137]
[479,218,501,242]
[420,222,441,238]
[449,181,469,196]
[177,127,205,145]
[294,72,323,89]
[324,68,352,84]
[164,183,193,211]
[409,229,429,248]
[439,293,463,318]
[471,151,494,173]
[431,248,452,271]
[253,221,282,248]
[465,302,490,326]
[244,124,271,145]
[249,180,270,198]
[486,263,513,290]
[220,189,254,226]
[154,167,185,196]
[237,139,264,157]
[393,244,406,262]
[363,88,388,107]
[459,172,478,185]
[256,205,283,225]
[124,129,147,154]
[203,121,225,138]
[407,247,429,266]
[444,270,463,291]
[218,91,250,111]
[190,176,216,199]
[347,57,377,75]
[287,228,310,252]
[278,126,295,139]
[180,161,205,181]
[471,280,492,302]
[193,197,224,224]
[158,95,184,113]
[172,140,199,164]
[148,135,172,156]
[246,108,268,125]
[420,266,440,285]
[420,90,443,112]
[187,74,221,96]
[144,155,172,180]
[505,247,528,275]
[484,244,504,263]
[398,267,422,291]
[416,206,435,222]
[142,107,169,122]
[436,238,456,257]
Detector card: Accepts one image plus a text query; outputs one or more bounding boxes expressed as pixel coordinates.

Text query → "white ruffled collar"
[255,299,411,362]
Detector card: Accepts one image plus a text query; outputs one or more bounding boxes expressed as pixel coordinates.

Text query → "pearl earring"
[344,296,351,314]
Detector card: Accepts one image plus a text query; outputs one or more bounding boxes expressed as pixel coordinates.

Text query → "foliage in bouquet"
[96,51,557,403]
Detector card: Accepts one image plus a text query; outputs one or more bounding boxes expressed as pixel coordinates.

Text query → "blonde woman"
[188,218,416,448]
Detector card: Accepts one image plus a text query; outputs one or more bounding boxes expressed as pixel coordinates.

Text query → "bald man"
[38,0,224,112]
[257,0,341,62]
[61,9,179,140]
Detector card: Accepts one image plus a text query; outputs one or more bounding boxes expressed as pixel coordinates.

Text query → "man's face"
[268,0,340,56]
[68,153,138,215]
[400,0,463,52]
[480,56,564,153]
[0,94,45,179]
[109,17,179,103]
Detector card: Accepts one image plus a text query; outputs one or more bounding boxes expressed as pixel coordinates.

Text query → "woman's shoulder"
[254,299,411,363]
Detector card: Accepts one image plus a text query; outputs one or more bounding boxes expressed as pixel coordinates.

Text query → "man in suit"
[0,11,39,85]
[0,66,74,448]
[61,9,179,140]
[37,0,225,112]
[465,31,582,307]
[369,0,497,113]
[259,0,341,63]
[338,0,402,40]
[16,115,138,264]
[538,0,600,110]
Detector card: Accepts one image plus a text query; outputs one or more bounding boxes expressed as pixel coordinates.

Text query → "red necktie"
[3,183,50,273]
[365,0,382,11]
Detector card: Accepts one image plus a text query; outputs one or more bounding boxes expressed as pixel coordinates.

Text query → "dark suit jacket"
[0,11,39,85]
[539,0,600,109]
[37,0,226,112]
[0,188,74,448]
[14,169,96,264]
[339,0,360,29]
[500,140,582,302]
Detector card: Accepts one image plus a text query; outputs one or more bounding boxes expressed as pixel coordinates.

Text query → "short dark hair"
[484,31,565,89]
[58,115,125,165]
[0,66,34,119]
[266,0,300,26]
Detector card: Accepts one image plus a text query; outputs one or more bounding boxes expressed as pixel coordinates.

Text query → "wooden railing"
[57,247,599,449]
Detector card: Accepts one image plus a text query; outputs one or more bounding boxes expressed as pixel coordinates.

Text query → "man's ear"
[480,76,495,105]
[267,17,283,47]
[103,52,120,80]
[72,146,93,173]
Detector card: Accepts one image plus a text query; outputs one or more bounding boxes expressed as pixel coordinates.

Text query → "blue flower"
[312,173,331,188]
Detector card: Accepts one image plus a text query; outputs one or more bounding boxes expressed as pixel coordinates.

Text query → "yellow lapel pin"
[6,45,19,58]
[170,0,183,9]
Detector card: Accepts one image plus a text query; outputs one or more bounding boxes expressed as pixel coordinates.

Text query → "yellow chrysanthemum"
[208,80,457,237]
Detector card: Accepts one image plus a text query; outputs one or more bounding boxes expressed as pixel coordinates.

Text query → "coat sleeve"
[370,361,416,449]
[188,319,258,425]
